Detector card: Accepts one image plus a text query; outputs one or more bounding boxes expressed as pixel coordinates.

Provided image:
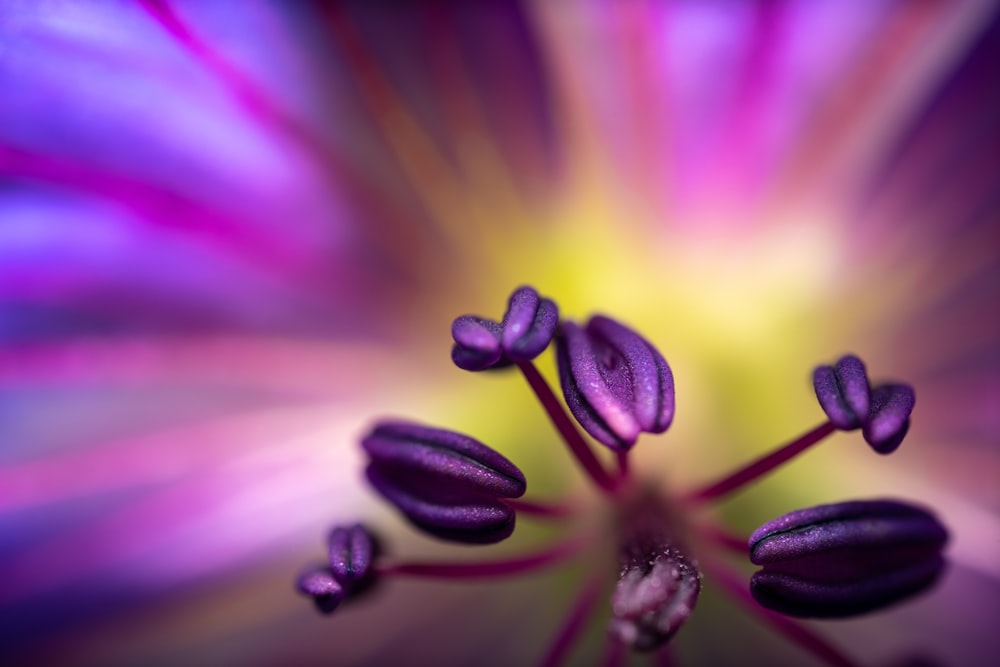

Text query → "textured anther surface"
[362,421,526,498]
[296,567,344,615]
[609,546,702,651]
[556,316,674,450]
[501,286,559,362]
[451,316,504,371]
[812,355,870,430]
[450,286,558,371]
[749,499,948,617]
[328,524,377,585]
[863,384,915,454]
[365,466,517,544]
[362,420,526,544]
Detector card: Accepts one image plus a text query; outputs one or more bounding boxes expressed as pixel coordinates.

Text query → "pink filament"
[683,421,835,503]
[517,361,620,494]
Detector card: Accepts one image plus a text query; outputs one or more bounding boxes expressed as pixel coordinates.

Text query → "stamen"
[862,384,915,454]
[538,571,606,667]
[327,524,378,586]
[451,286,558,371]
[683,421,835,503]
[555,316,675,451]
[295,566,344,615]
[377,535,589,579]
[517,361,620,494]
[749,499,948,618]
[362,420,527,544]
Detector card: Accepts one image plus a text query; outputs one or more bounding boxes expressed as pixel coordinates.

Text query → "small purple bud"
[450,286,558,371]
[296,566,344,615]
[328,524,377,586]
[556,316,674,450]
[500,286,559,362]
[863,383,915,454]
[451,316,504,371]
[812,355,870,430]
[749,499,948,618]
[362,421,526,544]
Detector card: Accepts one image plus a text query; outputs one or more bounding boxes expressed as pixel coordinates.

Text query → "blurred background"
[1,1,998,665]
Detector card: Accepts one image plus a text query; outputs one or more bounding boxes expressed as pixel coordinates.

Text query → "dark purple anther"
[362,421,526,544]
[450,286,558,371]
[749,499,948,618]
[556,316,674,450]
[501,286,559,362]
[812,355,870,430]
[296,566,344,615]
[451,316,504,371]
[863,384,915,454]
[328,524,377,586]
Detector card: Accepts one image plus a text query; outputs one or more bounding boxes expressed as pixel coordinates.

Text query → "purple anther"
[451,316,504,371]
[296,566,344,615]
[812,355,870,430]
[863,384,915,454]
[362,421,526,544]
[328,524,378,587]
[749,499,948,618]
[450,286,558,371]
[556,316,674,450]
[362,421,526,498]
[366,465,518,544]
[500,286,560,362]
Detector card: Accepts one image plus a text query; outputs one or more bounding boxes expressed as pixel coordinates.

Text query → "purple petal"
[451,316,503,371]
[749,499,948,618]
[327,524,377,586]
[365,465,516,544]
[556,316,674,450]
[295,566,344,615]
[361,420,526,499]
[812,355,870,430]
[500,286,559,362]
[863,383,916,454]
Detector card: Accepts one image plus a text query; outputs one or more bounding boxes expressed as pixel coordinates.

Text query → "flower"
[297,286,948,664]
[1,2,997,666]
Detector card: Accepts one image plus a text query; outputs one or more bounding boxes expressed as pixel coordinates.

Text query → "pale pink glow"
[0,403,355,511]
[1,411,367,601]
[0,337,397,390]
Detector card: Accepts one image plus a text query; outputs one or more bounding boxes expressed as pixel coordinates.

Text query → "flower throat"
[296,286,945,667]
